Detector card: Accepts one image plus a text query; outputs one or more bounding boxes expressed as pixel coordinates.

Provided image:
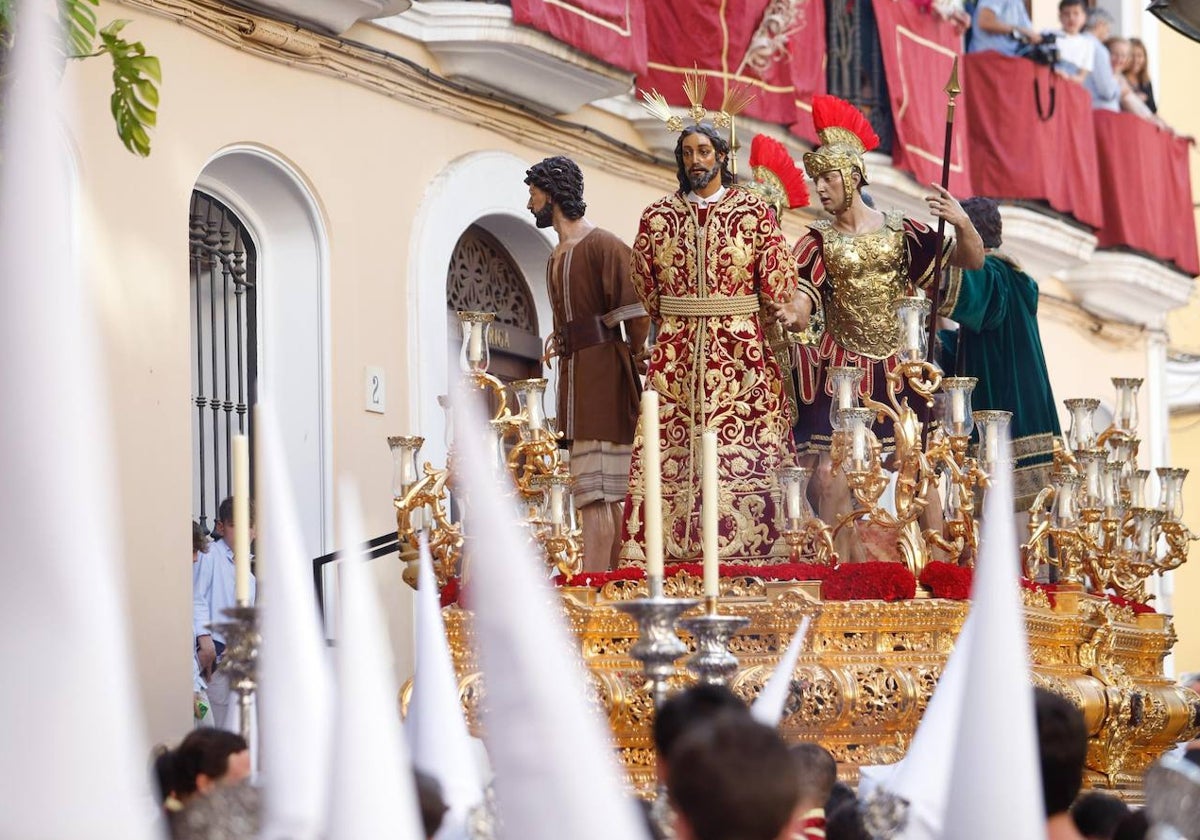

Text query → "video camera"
[1015,30,1059,66]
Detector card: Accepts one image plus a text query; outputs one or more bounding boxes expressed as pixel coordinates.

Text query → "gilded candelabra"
[1024,379,1197,602]
[390,311,584,590]
[823,296,988,576]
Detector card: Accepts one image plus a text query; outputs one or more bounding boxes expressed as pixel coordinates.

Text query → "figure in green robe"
[939,197,1062,510]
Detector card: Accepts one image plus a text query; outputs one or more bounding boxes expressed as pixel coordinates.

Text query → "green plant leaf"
[61,0,99,58]
[99,19,160,157]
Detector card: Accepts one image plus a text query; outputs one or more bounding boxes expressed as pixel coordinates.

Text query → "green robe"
[940,253,1061,509]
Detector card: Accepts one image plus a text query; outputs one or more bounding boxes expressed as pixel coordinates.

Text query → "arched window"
[445,224,543,384]
[189,191,257,533]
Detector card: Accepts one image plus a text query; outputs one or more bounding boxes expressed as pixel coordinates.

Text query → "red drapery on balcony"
[871,0,973,196]
[1092,112,1199,276]
[512,0,648,75]
[962,52,1104,230]
[637,0,826,131]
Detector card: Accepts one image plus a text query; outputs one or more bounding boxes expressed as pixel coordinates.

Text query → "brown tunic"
[548,227,649,444]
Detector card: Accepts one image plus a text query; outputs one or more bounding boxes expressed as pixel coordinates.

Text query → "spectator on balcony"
[1052,0,1118,111]
[1126,38,1157,113]
[1106,37,1170,128]
[966,0,1043,56]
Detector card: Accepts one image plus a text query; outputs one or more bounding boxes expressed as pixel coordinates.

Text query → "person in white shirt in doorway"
[193,496,256,729]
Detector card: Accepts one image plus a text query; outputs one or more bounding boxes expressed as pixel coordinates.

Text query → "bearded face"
[533,201,554,229]
[527,184,555,229]
[687,160,722,192]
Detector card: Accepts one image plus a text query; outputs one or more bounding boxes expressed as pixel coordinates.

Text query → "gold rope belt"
[658,294,761,317]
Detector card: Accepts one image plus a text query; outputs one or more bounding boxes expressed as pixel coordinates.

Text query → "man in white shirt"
[194,497,256,729]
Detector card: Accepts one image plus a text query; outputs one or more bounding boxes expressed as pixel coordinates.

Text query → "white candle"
[642,390,663,578]
[550,483,565,526]
[985,432,999,467]
[702,431,719,598]
[468,322,482,364]
[905,314,921,355]
[836,379,852,412]
[852,424,868,466]
[951,391,965,425]
[232,434,252,605]
[786,481,802,522]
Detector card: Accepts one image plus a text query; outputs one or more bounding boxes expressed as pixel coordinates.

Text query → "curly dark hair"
[962,197,1002,250]
[524,156,587,220]
[674,124,734,194]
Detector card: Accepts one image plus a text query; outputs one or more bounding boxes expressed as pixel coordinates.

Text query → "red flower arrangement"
[919,561,973,600]
[822,561,917,602]
[1019,577,1057,608]
[555,561,836,589]
[1105,592,1156,615]
[440,577,460,608]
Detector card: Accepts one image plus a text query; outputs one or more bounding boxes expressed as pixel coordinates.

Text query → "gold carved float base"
[441,574,1200,801]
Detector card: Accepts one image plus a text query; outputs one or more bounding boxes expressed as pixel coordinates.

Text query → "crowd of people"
[966,0,1179,134]
[640,683,1200,840]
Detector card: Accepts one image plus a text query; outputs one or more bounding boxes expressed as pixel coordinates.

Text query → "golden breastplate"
[819,218,910,360]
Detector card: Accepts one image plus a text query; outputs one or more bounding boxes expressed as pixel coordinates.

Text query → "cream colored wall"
[1160,21,1200,677]
[1168,412,1200,673]
[1035,286,1152,431]
[70,0,671,744]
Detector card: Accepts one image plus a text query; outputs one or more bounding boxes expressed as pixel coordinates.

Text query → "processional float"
[391,307,1200,800]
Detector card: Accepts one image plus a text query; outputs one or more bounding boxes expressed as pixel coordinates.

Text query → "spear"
[928,57,961,367]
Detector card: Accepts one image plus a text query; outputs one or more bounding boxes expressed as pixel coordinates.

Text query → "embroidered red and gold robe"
[620,188,798,565]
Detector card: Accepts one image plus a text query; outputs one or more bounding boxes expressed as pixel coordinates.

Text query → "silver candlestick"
[208,604,260,748]
[614,575,697,710]
[679,597,749,686]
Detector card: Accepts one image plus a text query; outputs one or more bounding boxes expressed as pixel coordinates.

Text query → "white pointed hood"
[0,0,158,835]
[451,385,650,840]
[940,441,1044,839]
[257,401,335,839]
[407,533,485,837]
[325,485,424,840]
[751,616,812,726]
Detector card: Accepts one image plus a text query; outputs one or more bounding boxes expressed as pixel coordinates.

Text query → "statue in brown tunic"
[525,157,650,571]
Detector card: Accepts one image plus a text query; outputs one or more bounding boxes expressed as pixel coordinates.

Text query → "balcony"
[374,1,635,115]
[381,0,1197,303]
[237,0,411,35]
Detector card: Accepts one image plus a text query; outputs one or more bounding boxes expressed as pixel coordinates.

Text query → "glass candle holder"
[839,407,877,474]
[1076,449,1108,510]
[827,366,865,431]
[1112,377,1143,433]
[539,473,574,534]
[972,410,1012,474]
[1130,506,1164,559]
[1063,398,1100,453]
[942,469,963,518]
[941,377,978,437]
[1129,469,1151,508]
[1053,474,1081,527]
[457,310,495,374]
[1157,467,1188,522]
[387,435,425,499]
[777,465,814,528]
[894,296,932,364]
[511,378,549,440]
[1104,462,1127,520]
[486,418,509,473]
